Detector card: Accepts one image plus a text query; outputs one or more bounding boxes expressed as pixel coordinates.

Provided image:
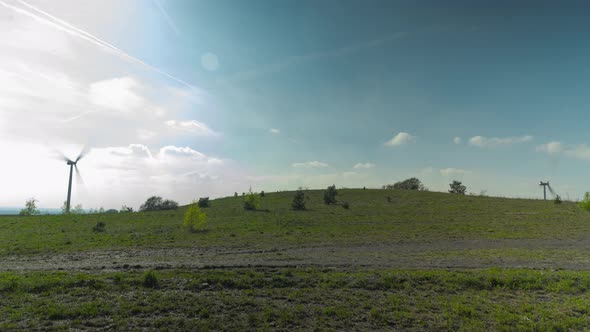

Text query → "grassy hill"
[1,189,588,257]
[3,189,590,330]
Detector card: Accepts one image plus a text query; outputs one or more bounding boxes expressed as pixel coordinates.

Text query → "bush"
[324,185,338,205]
[105,209,118,214]
[383,178,426,191]
[579,192,590,211]
[183,202,207,232]
[143,271,158,288]
[386,196,392,203]
[342,201,350,209]
[92,222,106,232]
[234,192,238,197]
[140,196,178,211]
[449,180,466,195]
[197,197,210,208]
[244,191,260,211]
[260,191,265,197]
[292,190,306,210]
[19,198,40,216]
[554,195,562,205]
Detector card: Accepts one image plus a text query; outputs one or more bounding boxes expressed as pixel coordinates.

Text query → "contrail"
[0,0,196,90]
[152,0,180,35]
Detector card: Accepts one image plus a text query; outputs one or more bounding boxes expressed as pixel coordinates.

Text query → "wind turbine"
[539,181,555,200]
[60,148,87,213]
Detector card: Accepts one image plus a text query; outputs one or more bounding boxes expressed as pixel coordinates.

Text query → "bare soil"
[4,238,590,272]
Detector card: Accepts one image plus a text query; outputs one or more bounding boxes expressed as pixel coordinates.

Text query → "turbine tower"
[539,181,555,200]
[62,149,87,213]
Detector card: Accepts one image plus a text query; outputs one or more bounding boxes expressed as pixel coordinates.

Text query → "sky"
[1,0,590,209]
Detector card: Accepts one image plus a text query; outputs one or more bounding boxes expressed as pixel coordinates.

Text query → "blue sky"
[1,0,590,208]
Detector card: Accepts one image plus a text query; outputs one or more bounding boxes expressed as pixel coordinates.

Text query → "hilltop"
[1,189,589,271]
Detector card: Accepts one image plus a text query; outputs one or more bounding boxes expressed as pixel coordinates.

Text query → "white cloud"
[536,141,563,156]
[564,145,590,161]
[384,132,415,147]
[165,120,218,136]
[453,137,462,144]
[468,135,533,148]
[269,128,280,134]
[89,77,144,112]
[439,168,471,177]
[353,162,375,169]
[292,161,329,168]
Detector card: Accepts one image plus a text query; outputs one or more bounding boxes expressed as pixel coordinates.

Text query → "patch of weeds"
[142,270,158,288]
[92,222,106,232]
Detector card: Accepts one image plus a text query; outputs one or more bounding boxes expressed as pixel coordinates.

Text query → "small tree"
[183,201,207,232]
[234,192,238,197]
[198,197,210,208]
[244,191,260,211]
[449,180,466,195]
[324,185,338,205]
[383,178,426,191]
[292,190,306,210]
[19,198,40,216]
[554,195,562,204]
[160,199,179,210]
[342,201,350,209]
[579,192,590,211]
[140,196,163,211]
[260,191,265,197]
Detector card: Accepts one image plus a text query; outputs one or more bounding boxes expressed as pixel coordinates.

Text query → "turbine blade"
[53,149,72,163]
[75,146,89,163]
[75,164,85,186]
[547,184,556,196]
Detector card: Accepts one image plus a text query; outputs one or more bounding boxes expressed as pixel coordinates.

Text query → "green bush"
[323,185,338,205]
[92,222,106,232]
[449,180,466,195]
[19,198,40,216]
[342,201,350,209]
[198,197,210,208]
[143,271,158,288]
[292,190,306,210]
[244,192,260,211]
[140,196,178,211]
[554,195,562,205]
[383,177,426,191]
[183,202,207,232]
[578,192,590,211]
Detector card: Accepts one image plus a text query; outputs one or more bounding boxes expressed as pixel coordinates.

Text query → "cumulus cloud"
[353,162,375,169]
[384,132,415,147]
[291,161,329,168]
[89,77,144,112]
[269,128,280,134]
[468,135,533,148]
[564,145,590,160]
[535,141,563,156]
[165,120,218,136]
[453,137,462,144]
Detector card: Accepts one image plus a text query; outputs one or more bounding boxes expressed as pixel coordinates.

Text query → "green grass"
[3,268,590,330]
[0,189,587,256]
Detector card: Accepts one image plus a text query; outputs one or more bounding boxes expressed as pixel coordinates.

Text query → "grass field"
[2,189,590,330]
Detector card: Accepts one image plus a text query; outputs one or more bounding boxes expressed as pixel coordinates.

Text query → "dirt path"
[3,238,590,272]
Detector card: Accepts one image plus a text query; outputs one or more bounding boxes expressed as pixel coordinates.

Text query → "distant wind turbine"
[59,148,88,213]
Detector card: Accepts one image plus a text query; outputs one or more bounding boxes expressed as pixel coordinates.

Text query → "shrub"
[183,202,207,232]
[386,196,392,203]
[342,201,350,209]
[92,222,106,232]
[579,192,590,211]
[260,191,265,197]
[143,271,158,288]
[554,195,562,205]
[105,209,118,214]
[140,196,178,211]
[19,198,40,216]
[449,180,466,195]
[292,190,306,210]
[234,192,238,197]
[323,185,338,205]
[197,197,210,208]
[244,191,260,211]
[383,178,426,191]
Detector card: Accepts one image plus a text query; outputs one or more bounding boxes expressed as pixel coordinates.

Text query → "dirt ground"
[4,238,590,272]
